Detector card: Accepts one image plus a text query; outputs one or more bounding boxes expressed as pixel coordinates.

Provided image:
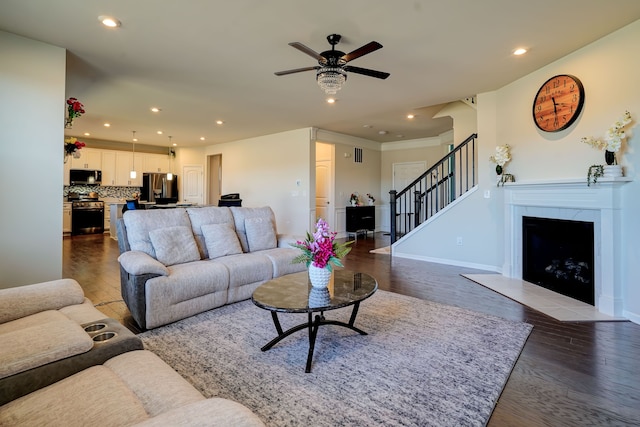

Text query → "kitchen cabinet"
[104,203,111,231]
[70,148,102,170]
[101,151,117,186]
[114,152,143,187]
[63,203,72,234]
[143,153,171,173]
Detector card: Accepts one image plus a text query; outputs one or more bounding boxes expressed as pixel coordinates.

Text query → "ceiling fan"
[275,34,390,94]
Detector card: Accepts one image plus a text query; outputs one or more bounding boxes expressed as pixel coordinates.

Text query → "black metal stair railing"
[389,133,477,244]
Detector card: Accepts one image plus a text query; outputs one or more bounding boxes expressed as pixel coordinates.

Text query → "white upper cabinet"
[143,153,171,173]
[70,148,102,170]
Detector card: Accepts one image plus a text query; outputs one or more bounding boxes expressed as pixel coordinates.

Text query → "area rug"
[140,290,533,426]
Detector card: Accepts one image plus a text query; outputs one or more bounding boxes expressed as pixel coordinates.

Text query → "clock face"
[532,74,585,132]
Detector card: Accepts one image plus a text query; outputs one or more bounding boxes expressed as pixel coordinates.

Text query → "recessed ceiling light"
[150,107,161,113]
[83,132,90,136]
[378,130,388,135]
[513,48,527,56]
[216,120,224,125]
[103,123,110,127]
[363,124,372,128]
[396,134,404,138]
[326,98,336,104]
[173,143,177,146]
[407,114,415,119]
[98,15,121,28]
[157,130,163,135]
[200,137,206,141]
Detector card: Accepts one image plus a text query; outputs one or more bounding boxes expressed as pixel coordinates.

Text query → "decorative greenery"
[587,165,604,186]
[291,218,353,270]
[497,173,515,187]
[65,97,85,128]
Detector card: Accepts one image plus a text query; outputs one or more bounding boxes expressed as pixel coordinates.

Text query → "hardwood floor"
[62,232,640,426]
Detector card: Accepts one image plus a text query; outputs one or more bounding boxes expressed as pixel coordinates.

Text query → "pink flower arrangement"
[291,218,353,270]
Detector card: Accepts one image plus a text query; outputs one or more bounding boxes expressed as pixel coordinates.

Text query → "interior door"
[392,161,426,224]
[316,160,331,224]
[182,165,204,205]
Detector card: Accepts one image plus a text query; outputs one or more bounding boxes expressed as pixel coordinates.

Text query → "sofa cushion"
[148,226,201,266]
[230,206,277,252]
[186,206,235,259]
[244,217,277,252]
[0,311,93,379]
[258,248,308,277]
[123,208,191,259]
[201,223,243,259]
[118,251,170,276]
[0,279,85,324]
[0,365,150,427]
[212,253,273,288]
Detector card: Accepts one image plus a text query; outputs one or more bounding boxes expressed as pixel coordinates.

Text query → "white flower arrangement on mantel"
[582,111,634,185]
[489,144,514,186]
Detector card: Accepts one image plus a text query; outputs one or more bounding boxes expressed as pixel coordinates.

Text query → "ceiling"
[2,1,639,148]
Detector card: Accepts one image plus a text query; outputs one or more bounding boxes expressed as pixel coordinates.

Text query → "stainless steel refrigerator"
[142,173,178,204]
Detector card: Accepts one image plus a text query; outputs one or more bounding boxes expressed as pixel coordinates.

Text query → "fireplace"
[503,178,630,317]
[522,216,594,305]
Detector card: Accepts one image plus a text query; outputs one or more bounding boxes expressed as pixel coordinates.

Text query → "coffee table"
[252,269,377,372]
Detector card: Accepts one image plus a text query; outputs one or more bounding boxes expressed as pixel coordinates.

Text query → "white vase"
[603,165,623,178]
[308,287,331,308]
[308,264,331,288]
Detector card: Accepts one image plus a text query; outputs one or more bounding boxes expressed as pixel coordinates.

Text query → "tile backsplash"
[64,185,141,199]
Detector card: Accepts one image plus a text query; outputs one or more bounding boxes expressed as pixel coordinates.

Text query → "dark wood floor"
[63,232,640,426]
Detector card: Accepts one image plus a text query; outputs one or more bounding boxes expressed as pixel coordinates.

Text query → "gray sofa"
[0,350,265,427]
[0,279,142,405]
[117,206,306,329]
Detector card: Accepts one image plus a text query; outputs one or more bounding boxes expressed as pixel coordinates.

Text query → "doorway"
[207,154,222,205]
[182,165,204,205]
[315,142,334,227]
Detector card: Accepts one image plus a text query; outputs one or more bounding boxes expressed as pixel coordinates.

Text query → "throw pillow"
[148,226,201,266]
[244,217,277,252]
[201,223,243,259]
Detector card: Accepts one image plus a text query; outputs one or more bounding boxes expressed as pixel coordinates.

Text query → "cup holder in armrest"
[84,323,107,333]
[92,332,118,343]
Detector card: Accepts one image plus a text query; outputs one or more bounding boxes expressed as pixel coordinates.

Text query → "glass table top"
[252,269,377,313]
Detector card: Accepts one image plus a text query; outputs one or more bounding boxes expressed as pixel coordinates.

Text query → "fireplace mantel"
[503,177,630,317]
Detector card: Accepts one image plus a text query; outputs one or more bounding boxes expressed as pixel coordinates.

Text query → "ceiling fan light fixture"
[316,67,347,95]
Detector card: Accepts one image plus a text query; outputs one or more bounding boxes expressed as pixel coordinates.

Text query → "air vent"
[354,147,363,163]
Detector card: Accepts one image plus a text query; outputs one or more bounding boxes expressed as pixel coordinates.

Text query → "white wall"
[0,31,66,288]
[393,20,640,321]
[203,128,313,235]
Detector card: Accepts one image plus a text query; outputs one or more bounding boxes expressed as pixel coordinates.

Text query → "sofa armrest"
[0,279,85,324]
[132,398,265,427]
[277,233,305,248]
[118,251,169,276]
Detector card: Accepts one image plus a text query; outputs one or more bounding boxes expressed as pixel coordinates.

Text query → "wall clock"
[532,74,585,132]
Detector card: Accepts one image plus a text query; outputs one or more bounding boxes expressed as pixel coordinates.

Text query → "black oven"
[71,200,104,235]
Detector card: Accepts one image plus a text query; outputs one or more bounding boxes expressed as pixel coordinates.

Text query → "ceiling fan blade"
[274,66,319,76]
[344,66,390,79]
[341,41,383,63]
[288,42,325,62]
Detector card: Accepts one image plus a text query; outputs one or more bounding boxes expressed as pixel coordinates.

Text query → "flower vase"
[308,287,331,308]
[308,264,331,289]
[603,151,623,178]
[605,150,616,165]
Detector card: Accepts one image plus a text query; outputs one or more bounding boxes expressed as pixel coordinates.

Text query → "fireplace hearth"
[522,216,594,305]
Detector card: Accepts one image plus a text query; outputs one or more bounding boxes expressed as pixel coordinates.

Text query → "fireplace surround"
[503,178,630,317]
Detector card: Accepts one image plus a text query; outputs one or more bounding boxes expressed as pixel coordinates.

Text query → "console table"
[346,205,375,239]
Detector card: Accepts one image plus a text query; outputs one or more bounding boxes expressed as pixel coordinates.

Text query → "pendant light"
[130,131,137,179]
[167,136,173,181]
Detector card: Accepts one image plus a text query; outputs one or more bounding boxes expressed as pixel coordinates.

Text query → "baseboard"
[623,309,640,325]
[392,252,500,273]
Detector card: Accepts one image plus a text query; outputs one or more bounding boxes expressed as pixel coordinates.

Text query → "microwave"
[70,169,102,185]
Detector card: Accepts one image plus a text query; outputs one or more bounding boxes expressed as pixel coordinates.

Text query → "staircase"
[389,133,478,244]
